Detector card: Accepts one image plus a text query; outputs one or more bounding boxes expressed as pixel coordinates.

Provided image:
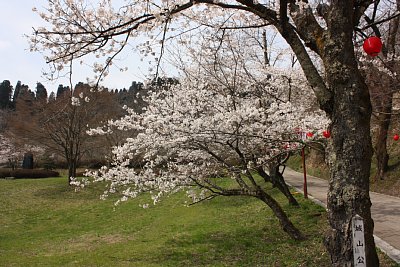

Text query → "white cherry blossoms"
[83,70,330,206]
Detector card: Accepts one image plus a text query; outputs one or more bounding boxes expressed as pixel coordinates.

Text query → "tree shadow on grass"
[143,227,328,267]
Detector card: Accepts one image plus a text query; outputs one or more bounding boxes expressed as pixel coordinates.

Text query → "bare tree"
[9,84,122,184]
[361,1,400,181]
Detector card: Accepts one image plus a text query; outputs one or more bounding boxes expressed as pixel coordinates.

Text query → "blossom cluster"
[84,70,329,206]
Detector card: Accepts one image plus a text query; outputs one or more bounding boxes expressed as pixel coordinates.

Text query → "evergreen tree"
[0,80,13,109]
[13,81,22,102]
[128,81,143,93]
[48,92,56,102]
[35,82,48,102]
[13,82,30,104]
[74,82,90,93]
[116,81,148,113]
[56,84,70,98]
[18,85,35,108]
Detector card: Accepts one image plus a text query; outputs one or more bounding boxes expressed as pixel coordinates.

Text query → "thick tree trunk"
[269,2,381,265]
[323,6,379,266]
[256,189,305,241]
[67,160,77,185]
[325,96,378,266]
[374,111,392,180]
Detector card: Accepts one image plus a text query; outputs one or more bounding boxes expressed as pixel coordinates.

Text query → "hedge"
[0,169,60,179]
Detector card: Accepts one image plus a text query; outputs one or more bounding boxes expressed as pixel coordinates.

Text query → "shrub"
[0,169,60,179]
[39,155,57,170]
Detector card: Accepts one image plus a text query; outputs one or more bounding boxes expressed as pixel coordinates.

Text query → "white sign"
[352,214,366,267]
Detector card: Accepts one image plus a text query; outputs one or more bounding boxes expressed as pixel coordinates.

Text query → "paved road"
[283,168,400,263]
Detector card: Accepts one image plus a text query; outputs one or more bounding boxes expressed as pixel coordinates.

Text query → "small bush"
[39,155,57,170]
[0,169,60,179]
[87,161,104,169]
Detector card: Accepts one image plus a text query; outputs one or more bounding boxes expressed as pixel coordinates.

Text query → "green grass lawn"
[0,176,396,266]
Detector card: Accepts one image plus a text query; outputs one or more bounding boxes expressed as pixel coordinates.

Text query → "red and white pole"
[301,146,308,199]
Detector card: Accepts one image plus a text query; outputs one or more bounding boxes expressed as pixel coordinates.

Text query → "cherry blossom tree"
[0,134,44,170]
[0,110,23,168]
[86,65,328,240]
[80,25,329,240]
[0,134,17,167]
[29,1,400,265]
[167,27,319,207]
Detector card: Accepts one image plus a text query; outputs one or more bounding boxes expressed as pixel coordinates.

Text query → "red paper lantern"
[363,37,383,57]
[283,144,289,150]
[306,132,314,138]
[323,130,331,138]
[394,134,399,141]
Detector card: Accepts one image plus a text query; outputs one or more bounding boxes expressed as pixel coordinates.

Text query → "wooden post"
[352,214,366,267]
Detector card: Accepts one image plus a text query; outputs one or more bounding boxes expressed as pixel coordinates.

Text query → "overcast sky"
[0,0,150,93]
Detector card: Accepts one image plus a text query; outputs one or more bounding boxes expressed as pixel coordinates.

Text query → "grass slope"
[0,177,396,266]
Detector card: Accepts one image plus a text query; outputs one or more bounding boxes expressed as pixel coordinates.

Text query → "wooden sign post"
[352,214,366,267]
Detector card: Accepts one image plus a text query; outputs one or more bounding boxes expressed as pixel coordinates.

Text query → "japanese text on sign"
[352,214,366,267]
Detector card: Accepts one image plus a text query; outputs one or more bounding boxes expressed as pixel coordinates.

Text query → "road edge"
[286,180,400,264]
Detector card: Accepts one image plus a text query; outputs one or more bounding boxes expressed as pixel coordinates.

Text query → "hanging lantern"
[394,134,399,141]
[306,132,314,138]
[363,37,383,57]
[283,144,289,150]
[323,130,331,139]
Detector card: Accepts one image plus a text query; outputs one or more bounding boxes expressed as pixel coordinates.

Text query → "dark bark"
[374,108,392,180]
[67,160,77,185]
[257,165,299,206]
[322,5,379,267]
[66,141,80,185]
[202,173,304,240]
[256,188,305,241]
[325,73,378,267]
